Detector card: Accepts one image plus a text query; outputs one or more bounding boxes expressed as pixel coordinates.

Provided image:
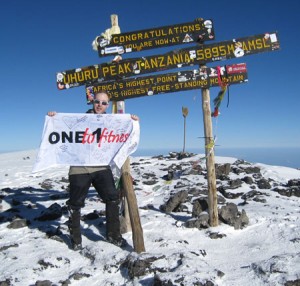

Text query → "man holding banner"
[47,91,139,250]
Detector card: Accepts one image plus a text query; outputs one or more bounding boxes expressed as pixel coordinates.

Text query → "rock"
[153,274,216,286]
[287,179,300,187]
[285,279,300,286]
[166,169,175,180]
[81,211,101,221]
[159,190,188,213]
[208,232,227,239]
[234,159,251,165]
[229,178,243,189]
[234,209,249,229]
[122,253,165,279]
[36,203,62,221]
[0,279,12,286]
[241,190,267,201]
[253,197,267,203]
[257,178,272,189]
[174,181,187,189]
[70,273,91,280]
[192,198,209,217]
[243,166,261,174]
[60,177,69,183]
[242,176,254,184]
[184,164,203,175]
[231,166,243,175]
[60,280,71,286]
[35,280,53,286]
[215,163,231,178]
[185,213,210,229]
[0,244,18,251]
[219,203,249,229]
[273,187,300,197]
[39,179,54,190]
[218,186,244,199]
[7,218,28,229]
[177,152,189,159]
[143,179,158,185]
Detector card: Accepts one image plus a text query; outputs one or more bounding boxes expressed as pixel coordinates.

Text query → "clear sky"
[1,0,299,154]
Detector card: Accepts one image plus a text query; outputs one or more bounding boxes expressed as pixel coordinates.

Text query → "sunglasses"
[93,100,109,106]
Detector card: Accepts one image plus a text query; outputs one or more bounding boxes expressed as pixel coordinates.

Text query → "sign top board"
[56,32,279,90]
[96,19,214,57]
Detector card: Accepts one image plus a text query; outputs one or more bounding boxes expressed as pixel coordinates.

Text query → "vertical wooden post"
[123,190,132,232]
[121,158,145,253]
[110,14,145,253]
[115,105,145,253]
[113,101,132,233]
[110,14,131,232]
[201,80,219,227]
[182,107,188,153]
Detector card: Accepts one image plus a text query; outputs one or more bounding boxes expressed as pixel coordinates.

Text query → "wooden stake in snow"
[182,106,189,153]
[111,14,145,253]
[201,75,219,227]
[121,158,146,253]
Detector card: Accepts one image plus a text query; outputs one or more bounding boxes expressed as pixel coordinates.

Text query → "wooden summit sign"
[85,63,248,101]
[56,32,279,90]
[95,19,215,57]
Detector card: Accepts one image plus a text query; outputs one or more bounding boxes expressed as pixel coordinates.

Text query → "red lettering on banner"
[108,130,117,143]
[97,128,130,147]
[82,128,95,144]
[81,127,130,147]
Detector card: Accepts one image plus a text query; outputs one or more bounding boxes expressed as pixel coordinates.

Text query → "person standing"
[48,91,139,250]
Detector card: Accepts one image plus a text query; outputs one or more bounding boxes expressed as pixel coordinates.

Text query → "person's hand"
[47,111,57,117]
[131,114,139,121]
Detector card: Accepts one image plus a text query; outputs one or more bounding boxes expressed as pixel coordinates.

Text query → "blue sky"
[1,0,299,154]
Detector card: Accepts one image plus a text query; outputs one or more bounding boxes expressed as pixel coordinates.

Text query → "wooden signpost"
[56,15,280,235]
[182,107,189,154]
[109,15,145,253]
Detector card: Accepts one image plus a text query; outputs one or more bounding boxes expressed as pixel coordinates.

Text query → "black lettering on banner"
[75,131,85,143]
[49,132,60,144]
[48,129,103,145]
[62,132,73,143]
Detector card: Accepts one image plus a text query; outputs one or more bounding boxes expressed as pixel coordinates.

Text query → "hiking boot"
[71,241,83,251]
[107,236,129,248]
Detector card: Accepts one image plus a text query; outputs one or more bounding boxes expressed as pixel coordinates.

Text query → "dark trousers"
[67,168,121,241]
[67,168,119,208]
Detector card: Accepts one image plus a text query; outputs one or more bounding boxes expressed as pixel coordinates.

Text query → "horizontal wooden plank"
[96,19,214,57]
[56,32,279,90]
[85,63,248,101]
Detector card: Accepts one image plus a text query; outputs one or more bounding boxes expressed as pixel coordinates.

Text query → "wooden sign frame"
[96,19,215,57]
[85,63,248,101]
[56,32,279,90]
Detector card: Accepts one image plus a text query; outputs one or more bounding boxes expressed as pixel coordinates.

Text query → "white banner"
[32,113,140,172]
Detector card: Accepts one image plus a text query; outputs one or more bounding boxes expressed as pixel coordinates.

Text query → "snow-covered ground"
[0,150,299,285]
